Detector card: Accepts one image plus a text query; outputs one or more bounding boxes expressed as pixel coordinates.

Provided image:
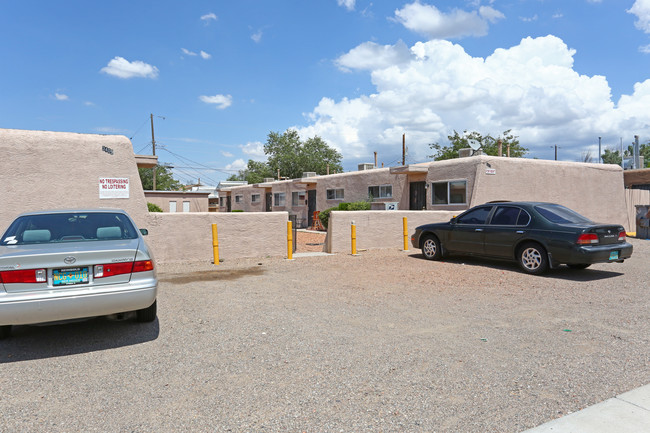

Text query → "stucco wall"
[327,210,457,253]
[468,156,628,227]
[144,212,288,263]
[0,128,149,231]
[144,192,210,212]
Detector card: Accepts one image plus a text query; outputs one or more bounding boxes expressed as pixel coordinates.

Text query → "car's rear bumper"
[563,242,633,265]
[0,279,157,326]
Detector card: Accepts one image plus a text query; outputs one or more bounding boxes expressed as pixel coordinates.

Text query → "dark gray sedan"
[411,202,633,275]
[0,209,157,338]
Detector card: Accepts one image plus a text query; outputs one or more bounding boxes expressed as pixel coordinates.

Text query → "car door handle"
[475,228,483,232]
[516,230,525,234]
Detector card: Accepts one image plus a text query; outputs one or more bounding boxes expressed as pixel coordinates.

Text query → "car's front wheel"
[518,242,548,275]
[421,235,442,260]
[0,325,11,339]
[136,300,157,322]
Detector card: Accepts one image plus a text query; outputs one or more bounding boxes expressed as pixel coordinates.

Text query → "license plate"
[53,267,89,286]
[609,251,619,261]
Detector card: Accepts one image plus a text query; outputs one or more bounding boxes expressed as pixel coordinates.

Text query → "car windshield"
[535,204,593,225]
[1,212,139,245]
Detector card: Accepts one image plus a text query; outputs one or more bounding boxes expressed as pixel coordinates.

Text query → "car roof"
[483,201,557,206]
[15,208,129,217]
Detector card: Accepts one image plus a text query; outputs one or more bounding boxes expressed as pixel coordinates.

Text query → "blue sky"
[2,0,650,185]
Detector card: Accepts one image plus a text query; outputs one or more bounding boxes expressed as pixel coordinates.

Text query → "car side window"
[516,210,531,226]
[456,206,492,225]
[490,207,520,225]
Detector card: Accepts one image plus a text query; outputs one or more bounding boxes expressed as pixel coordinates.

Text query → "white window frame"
[182,201,190,212]
[273,192,286,206]
[292,191,306,206]
[326,188,344,200]
[432,179,467,205]
[368,184,393,199]
[235,195,243,203]
[169,201,177,213]
[251,194,260,203]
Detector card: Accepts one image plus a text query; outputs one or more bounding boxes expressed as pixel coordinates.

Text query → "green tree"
[601,143,650,167]
[601,148,622,165]
[227,160,275,184]
[429,129,528,161]
[231,130,343,182]
[138,164,183,191]
[265,130,343,179]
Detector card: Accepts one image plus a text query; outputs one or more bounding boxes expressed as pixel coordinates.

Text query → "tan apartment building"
[218,155,630,229]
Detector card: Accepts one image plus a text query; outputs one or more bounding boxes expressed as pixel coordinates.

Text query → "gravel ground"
[1,239,649,433]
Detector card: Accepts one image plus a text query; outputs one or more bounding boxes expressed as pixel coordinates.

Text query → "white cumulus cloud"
[54,93,69,101]
[225,159,247,172]
[296,35,650,163]
[240,141,266,159]
[201,12,217,24]
[628,0,650,33]
[200,50,211,59]
[337,0,355,11]
[393,2,504,39]
[100,57,159,79]
[199,94,233,109]
[336,41,411,71]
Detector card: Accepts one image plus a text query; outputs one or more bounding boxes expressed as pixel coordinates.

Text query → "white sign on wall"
[99,177,130,199]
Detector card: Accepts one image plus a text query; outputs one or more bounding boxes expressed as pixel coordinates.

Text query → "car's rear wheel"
[567,263,591,270]
[518,242,548,275]
[0,325,11,339]
[136,300,157,322]
[421,235,442,260]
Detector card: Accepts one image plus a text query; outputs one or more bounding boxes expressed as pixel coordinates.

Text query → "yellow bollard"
[287,220,293,260]
[403,217,409,251]
[212,223,219,265]
[351,221,357,255]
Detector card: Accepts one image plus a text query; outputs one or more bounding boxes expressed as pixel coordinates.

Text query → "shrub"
[147,202,163,212]
[318,200,371,229]
[231,209,244,212]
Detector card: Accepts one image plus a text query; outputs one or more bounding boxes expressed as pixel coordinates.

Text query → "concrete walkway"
[522,384,650,432]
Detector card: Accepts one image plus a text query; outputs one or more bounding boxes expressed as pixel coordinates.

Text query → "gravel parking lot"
[1,239,649,433]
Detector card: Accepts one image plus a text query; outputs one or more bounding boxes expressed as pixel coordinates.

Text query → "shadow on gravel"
[158,266,265,284]
[407,253,624,281]
[0,315,159,363]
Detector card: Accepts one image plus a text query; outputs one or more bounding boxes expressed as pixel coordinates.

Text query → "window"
[182,201,190,213]
[490,206,531,226]
[292,191,306,206]
[535,204,592,224]
[235,195,243,203]
[273,192,286,206]
[219,197,224,206]
[368,184,392,199]
[326,188,344,200]
[251,194,260,203]
[432,180,467,205]
[456,206,492,225]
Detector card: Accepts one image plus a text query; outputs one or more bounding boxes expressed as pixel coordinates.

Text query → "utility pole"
[550,144,560,161]
[598,137,602,164]
[402,133,406,165]
[150,113,157,190]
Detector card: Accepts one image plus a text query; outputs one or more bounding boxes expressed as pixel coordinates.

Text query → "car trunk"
[0,239,140,293]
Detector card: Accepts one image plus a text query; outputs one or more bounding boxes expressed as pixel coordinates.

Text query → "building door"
[169,201,177,213]
[226,196,231,212]
[409,181,426,210]
[182,201,190,213]
[265,192,272,212]
[307,189,317,227]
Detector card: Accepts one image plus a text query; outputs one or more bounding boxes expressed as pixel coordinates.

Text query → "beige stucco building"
[219,156,630,228]
[144,190,211,213]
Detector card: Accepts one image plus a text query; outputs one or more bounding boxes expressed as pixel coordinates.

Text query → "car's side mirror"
[140,228,149,236]
[450,217,457,224]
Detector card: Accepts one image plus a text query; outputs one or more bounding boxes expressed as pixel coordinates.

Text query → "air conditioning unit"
[358,163,375,171]
[458,148,472,158]
[263,178,275,183]
[384,202,399,210]
[301,172,317,178]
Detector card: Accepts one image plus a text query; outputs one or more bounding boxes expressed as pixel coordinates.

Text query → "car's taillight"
[0,268,47,283]
[94,260,153,278]
[577,233,599,245]
[618,231,626,242]
[133,260,154,273]
[94,262,133,278]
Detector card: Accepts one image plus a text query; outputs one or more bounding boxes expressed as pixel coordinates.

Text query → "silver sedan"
[0,209,158,339]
